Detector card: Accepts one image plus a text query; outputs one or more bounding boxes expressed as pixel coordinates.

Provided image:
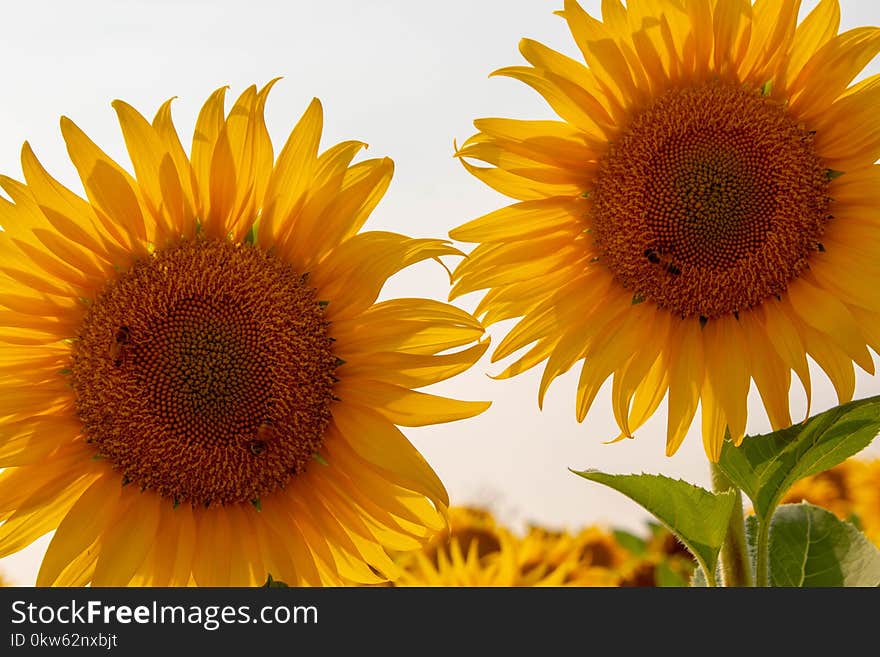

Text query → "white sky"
[1,0,878,585]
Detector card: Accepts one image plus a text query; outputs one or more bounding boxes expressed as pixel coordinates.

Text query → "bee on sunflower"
[0,83,491,586]
[451,0,880,460]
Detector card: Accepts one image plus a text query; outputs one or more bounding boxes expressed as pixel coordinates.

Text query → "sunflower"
[392,506,521,586]
[851,460,880,546]
[0,82,491,586]
[517,526,626,586]
[450,0,880,459]
[392,506,626,586]
[781,457,880,546]
[780,458,860,519]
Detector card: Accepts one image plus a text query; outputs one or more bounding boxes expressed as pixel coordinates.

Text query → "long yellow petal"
[703,317,750,444]
[666,319,704,456]
[59,117,150,250]
[91,487,161,585]
[190,86,228,219]
[329,407,448,506]
[259,98,323,246]
[37,474,121,586]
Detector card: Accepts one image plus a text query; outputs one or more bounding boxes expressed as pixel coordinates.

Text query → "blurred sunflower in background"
[392,507,521,586]
[517,526,626,586]
[451,0,880,460]
[390,505,695,586]
[0,82,490,586]
[781,458,880,546]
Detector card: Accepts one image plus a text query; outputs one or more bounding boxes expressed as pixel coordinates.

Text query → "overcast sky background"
[1,1,878,585]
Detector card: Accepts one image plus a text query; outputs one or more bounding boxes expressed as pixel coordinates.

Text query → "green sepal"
[263,574,289,588]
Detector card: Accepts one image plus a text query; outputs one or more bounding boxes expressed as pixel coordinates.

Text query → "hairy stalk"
[755,521,770,587]
[710,463,753,587]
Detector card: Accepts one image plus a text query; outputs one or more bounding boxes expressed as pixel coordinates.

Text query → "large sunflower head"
[451,0,880,459]
[0,82,491,586]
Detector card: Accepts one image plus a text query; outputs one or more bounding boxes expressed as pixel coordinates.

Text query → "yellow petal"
[703,317,749,444]
[790,27,880,119]
[190,86,228,219]
[450,197,583,243]
[0,470,99,559]
[700,377,727,462]
[332,298,485,356]
[152,97,200,232]
[491,65,614,139]
[813,74,880,169]
[192,507,232,586]
[20,142,125,267]
[91,487,161,585]
[113,100,186,243]
[783,0,840,89]
[37,474,121,586]
[259,98,323,246]
[340,339,489,389]
[739,311,792,431]
[311,232,461,321]
[756,300,812,419]
[666,319,704,456]
[60,117,150,249]
[785,280,874,374]
[169,503,197,586]
[329,406,448,506]
[336,378,490,427]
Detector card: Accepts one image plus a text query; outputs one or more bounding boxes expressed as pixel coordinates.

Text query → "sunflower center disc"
[71,238,337,506]
[590,81,830,319]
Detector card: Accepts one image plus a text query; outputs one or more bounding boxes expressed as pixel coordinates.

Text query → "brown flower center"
[71,238,337,506]
[590,81,830,319]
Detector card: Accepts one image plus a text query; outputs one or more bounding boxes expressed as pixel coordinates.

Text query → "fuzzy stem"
[755,520,770,587]
[710,462,753,587]
[704,565,718,588]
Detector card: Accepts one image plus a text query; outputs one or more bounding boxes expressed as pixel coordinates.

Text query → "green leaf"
[572,470,737,582]
[612,529,647,556]
[768,503,880,587]
[717,396,880,522]
[655,562,688,588]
